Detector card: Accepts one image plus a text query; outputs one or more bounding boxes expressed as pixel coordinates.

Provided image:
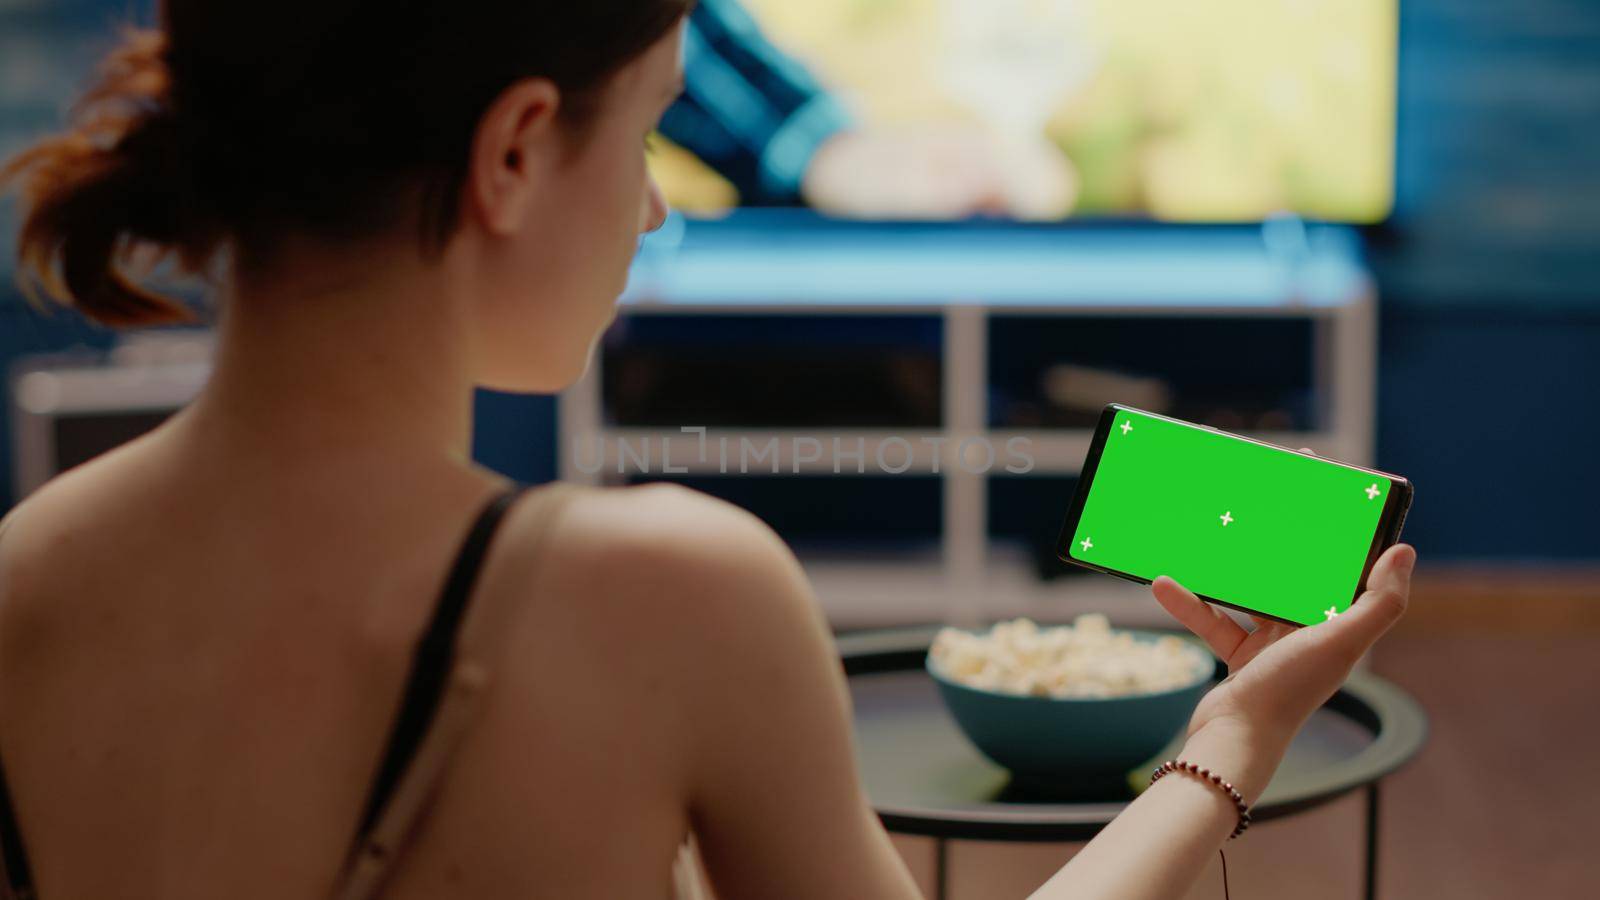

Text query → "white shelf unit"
[559,222,1378,629]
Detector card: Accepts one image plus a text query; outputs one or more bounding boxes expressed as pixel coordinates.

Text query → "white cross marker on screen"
[1324,606,1340,620]
[1120,421,1132,435]
[1365,483,1381,500]
[1220,511,1234,526]
[1080,537,1093,552]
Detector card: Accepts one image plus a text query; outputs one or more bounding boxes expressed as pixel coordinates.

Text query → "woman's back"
[0,418,728,899]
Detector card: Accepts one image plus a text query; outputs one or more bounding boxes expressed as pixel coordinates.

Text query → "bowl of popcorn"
[926,614,1216,787]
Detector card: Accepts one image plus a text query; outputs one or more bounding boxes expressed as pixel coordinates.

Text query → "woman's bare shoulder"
[0,459,118,593]
[0,458,137,665]
[522,480,811,611]
[0,431,163,575]
[494,480,826,680]
[459,479,834,786]
[551,481,787,560]
[484,483,918,900]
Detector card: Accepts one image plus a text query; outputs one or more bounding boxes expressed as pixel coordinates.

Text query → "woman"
[0,2,1415,898]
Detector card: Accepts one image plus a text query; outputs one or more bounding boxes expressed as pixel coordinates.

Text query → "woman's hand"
[1153,539,1416,805]
[1025,536,1413,900]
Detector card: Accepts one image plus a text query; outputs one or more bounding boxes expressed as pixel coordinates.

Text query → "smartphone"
[1055,404,1413,627]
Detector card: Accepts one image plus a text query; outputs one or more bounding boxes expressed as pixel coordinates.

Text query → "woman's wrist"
[1174,720,1290,807]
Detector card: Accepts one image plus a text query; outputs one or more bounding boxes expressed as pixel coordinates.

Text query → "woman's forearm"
[1027,724,1284,900]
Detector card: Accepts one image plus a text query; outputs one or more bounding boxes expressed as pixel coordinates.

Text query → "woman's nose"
[641,177,669,234]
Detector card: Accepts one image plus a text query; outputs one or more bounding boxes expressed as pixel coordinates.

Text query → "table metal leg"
[1364,781,1380,900]
[935,838,948,900]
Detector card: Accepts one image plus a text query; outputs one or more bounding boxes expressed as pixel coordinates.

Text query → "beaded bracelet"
[1149,759,1253,840]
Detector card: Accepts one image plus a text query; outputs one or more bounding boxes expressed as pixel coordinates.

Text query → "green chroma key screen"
[1064,408,1393,626]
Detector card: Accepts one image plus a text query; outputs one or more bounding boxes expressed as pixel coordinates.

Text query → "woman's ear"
[466,77,562,236]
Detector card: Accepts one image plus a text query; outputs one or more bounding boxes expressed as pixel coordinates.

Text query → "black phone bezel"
[1054,403,1415,628]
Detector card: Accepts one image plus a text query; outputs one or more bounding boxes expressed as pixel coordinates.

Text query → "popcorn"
[929,614,1212,699]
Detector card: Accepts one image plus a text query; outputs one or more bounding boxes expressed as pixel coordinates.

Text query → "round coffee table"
[841,627,1428,900]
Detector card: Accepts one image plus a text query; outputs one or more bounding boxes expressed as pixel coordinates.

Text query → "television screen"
[650,0,1396,224]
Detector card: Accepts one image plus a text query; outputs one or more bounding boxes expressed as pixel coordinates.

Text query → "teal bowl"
[926,629,1215,792]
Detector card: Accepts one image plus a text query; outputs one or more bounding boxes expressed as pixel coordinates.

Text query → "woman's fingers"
[1369,542,1416,597]
[1314,543,1416,661]
[1152,575,1247,663]
[1153,541,1412,672]
[1154,578,1300,669]
[1229,618,1293,668]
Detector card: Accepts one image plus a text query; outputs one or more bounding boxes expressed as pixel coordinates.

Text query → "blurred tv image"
[651,0,1396,223]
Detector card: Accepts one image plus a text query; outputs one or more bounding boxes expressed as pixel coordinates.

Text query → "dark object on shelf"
[1039,363,1174,422]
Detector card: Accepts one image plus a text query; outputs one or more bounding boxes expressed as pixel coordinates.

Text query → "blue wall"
[1365,0,1600,560]
[1380,0,1600,309]
[1376,308,1599,560]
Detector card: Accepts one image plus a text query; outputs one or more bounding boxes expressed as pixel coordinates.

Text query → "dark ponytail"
[1,28,204,327]
[2,1,693,329]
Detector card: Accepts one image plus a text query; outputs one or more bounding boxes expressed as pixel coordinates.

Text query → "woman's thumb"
[1323,544,1415,653]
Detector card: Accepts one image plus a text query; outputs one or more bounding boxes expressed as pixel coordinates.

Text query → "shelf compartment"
[599,314,942,428]
[988,315,1318,432]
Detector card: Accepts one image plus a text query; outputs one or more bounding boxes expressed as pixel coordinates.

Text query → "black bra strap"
[0,746,34,899]
[0,483,549,900]
[352,486,529,840]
